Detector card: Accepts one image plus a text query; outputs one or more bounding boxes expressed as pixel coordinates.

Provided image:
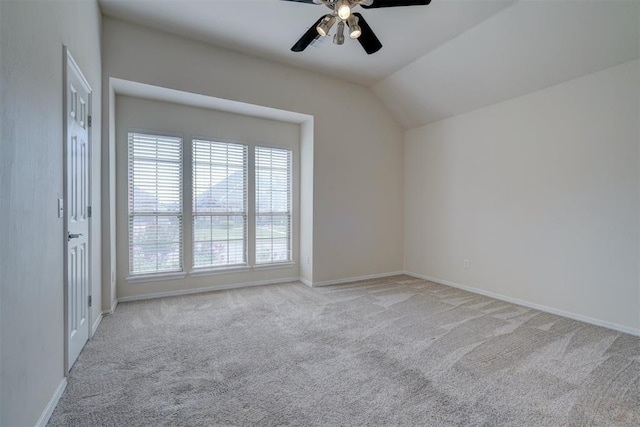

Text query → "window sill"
[253,262,296,271]
[126,263,296,283]
[189,262,296,278]
[126,271,187,284]
[189,266,251,278]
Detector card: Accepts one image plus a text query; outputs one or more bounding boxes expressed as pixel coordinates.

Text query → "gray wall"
[0,1,102,425]
[404,60,640,332]
[101,17,405,300]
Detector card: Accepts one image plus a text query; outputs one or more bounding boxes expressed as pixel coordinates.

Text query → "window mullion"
[247,144,256,268]
[183,136,193,272]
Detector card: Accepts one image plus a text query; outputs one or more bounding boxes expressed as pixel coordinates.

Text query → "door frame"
[62,46,92,375]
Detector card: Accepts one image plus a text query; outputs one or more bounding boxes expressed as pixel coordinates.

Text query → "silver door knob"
[68,232,84,241]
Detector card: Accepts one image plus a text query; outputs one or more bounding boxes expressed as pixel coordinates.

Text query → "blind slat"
[192,139,248,269]
[128,132,183,275]
[255,146,292,264]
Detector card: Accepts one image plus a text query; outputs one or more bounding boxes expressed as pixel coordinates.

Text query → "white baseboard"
[404,271,640,337]
[311,271,406,287]
[115,271,406,301]
[299,277,313,287]
[35,378,67,427]
[91,313,102,337]
[110,270,638,335]
[109,297,119,314]
[117,276,300,302]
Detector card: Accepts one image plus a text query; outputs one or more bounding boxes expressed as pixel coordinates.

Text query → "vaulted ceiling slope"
[99,1,639,129]
[374,0,640,127]
[98,0,513,85]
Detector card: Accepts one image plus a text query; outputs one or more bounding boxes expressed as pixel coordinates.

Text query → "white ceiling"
[99,0,639,128]
[374,0,640,127]
[98,0,514,85]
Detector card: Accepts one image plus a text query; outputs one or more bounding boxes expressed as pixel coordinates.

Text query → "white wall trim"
[109,298,119,314]
[117,277,300,302]
[108,271,639,336]
[299,277,313,287]
[404,271,640,336]
[35,378,67,427]
[311,271,406,287]
[115,271,408,302]
[91,313,102,337]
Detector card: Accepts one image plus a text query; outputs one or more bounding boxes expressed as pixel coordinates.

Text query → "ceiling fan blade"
[361,0,431,8]
[291,17,324,52]
[351,13,382,55]
[281,0,319,4]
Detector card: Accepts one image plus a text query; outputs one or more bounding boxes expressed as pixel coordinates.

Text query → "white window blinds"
[128,133,183,275]
[255,146,292,264]
[192,139,247,268]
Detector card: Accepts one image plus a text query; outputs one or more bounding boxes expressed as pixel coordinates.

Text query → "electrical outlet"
[464,259,470,269]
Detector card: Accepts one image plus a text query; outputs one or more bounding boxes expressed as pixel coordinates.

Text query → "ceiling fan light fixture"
[337,0,352,20]
[333,21,345,45]
[316,14,336,37]
[287,0,432,54]
[347,15,361,39]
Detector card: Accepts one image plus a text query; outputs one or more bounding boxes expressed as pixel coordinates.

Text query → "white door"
[64,48,91,370]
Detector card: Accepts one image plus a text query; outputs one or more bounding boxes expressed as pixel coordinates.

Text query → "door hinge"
[88,115,92,127]
[87,206,92,217]
[88,295,92,307]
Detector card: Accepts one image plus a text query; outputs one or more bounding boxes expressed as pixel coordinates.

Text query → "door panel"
[65,49,91,370]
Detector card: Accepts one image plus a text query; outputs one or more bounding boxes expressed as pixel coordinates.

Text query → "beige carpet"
[49,275,639,426]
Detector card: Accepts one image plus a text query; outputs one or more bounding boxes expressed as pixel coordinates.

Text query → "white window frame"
[127,132,184,276]
[191,138,248,271]
[124,131,296,282]
[255,146,293,265]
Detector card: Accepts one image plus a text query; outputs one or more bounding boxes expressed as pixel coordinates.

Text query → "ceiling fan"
[284,0,432,55]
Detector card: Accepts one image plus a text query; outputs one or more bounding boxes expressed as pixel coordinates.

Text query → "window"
[255,146,292,264]
[126,132,294,278]
[192,139,247,269]
[128,133,183,275]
